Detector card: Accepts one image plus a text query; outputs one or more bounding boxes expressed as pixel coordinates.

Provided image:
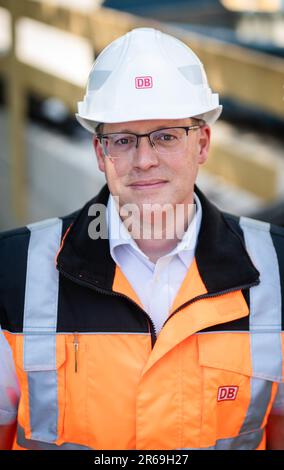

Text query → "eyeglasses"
[97,125,202,159]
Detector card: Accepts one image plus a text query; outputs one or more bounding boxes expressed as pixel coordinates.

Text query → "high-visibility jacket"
[1,184,284,450]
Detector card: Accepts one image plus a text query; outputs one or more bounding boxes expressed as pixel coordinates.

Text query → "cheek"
[103,160,127,195]
[105,158,131,179]
[170,152,198,177]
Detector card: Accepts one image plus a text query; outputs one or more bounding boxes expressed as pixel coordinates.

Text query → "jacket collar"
[194,185,260,292]
[56,184,260,294]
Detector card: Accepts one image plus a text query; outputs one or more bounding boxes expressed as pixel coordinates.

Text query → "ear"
[197,125,211,165]
[93,136,106,173]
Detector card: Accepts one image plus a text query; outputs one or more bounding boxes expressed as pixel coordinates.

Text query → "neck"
[136,238,181,264]
[120,198,196,263]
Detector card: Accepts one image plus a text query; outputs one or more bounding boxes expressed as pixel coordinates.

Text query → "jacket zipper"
[59,267,260,347]
[73,332,79,373]
[59,268,157,346]
[163,279,261,328]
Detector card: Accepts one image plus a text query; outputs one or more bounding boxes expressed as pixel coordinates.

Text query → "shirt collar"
[107,192,202,268]
[56,183,260,294]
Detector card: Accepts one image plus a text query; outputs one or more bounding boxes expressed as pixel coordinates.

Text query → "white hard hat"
[76,27,222,133]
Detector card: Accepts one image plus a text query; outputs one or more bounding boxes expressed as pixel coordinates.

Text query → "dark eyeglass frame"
[96,124,203,152]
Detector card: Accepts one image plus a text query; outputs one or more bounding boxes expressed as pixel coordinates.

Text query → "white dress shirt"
[107,193,202,334]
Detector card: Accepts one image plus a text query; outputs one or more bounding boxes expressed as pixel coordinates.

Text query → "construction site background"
[0,0,283,231]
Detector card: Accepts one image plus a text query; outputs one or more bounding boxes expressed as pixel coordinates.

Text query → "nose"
[132,136,159,170]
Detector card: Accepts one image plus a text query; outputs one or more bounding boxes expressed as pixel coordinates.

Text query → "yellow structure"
[221,0,283,12]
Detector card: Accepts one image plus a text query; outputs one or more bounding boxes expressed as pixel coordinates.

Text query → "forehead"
[103,118,194,134]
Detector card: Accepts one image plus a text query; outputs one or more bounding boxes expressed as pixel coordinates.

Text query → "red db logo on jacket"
[135,76,153,89]
[217,386,239,402]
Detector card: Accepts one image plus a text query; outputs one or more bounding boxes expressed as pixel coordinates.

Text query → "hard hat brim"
[75,105,223,134]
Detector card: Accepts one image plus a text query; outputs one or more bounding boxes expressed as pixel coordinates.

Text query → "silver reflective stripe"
[179,428,264,450]
[23,218,62,442]
[215,428,264,449]
[17,425,93,450]
[240,217,282,379]
[239,217,283,435]
[240,378,272,434]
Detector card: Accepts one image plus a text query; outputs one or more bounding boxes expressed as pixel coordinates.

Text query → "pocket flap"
[198,332,283,382]
[15,334,66,371]
[198,332,251,375]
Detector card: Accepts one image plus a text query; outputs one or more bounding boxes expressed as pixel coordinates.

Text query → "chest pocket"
[14,333,67,446]
[14,333,92,450]
[197,332,280,450]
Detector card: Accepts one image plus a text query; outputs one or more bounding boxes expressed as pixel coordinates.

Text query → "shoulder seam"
[238,216,284,237]
[0,215,76,242]
[270,226,284,238]
[0,230,29,242]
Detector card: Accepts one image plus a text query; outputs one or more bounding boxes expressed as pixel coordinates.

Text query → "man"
[0,28,284,450]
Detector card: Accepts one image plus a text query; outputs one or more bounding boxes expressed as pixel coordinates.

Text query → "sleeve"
[0,326,20,425]
[270,383,284,416]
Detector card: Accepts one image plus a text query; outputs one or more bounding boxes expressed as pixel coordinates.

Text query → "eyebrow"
[103,127,163,133]
[103,124,194,134]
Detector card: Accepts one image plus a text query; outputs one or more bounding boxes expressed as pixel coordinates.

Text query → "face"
[93,118,210,212]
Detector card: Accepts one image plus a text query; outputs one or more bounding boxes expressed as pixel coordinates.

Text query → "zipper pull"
[73,333,79,373]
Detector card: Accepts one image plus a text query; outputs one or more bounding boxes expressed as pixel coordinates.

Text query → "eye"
[160,133,176,141]
[113,135,136,146]
[162,134,176,141]
[116,138,129,145]
[155,132,178,143]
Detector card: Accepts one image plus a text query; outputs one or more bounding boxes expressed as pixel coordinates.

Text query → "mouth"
[128,180,168,190]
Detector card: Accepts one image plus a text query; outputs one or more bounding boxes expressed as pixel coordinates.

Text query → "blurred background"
[0,0,284,231]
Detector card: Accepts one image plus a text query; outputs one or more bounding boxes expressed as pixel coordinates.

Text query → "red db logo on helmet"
[135,76,153,89]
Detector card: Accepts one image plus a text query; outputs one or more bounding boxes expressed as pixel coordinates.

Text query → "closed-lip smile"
[128,179,168,189]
